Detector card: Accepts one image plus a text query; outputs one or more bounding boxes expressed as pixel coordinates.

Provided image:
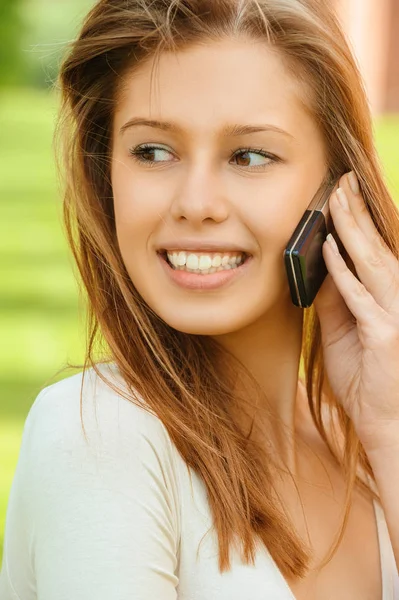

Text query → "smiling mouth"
[158,250,251,271]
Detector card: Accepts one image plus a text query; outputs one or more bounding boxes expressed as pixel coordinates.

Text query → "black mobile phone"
[284,177,340,308]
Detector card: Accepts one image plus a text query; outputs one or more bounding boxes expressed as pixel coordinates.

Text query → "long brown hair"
[54,0,399,580]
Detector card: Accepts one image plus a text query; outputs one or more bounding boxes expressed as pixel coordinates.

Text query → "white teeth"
[165,250,246,273]
[199,255,212,270]
[177,252,186,266]
[212,255,222,268]
[187,254,201,270]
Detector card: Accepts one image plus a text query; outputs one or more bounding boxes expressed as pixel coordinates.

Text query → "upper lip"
[157,241,251,254]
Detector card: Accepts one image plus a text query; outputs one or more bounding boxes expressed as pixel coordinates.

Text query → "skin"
[111,38,328,469]
[111,38,389,598]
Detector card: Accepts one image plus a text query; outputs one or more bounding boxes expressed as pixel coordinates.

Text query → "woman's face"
[111,38,328,335]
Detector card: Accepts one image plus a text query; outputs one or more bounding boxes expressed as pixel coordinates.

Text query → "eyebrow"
[119,117,294,139]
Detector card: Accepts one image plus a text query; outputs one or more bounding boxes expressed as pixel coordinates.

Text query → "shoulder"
[20,362,182,526]
[22,362,180,483]
[27,362,169,443]
[2,364,182,599]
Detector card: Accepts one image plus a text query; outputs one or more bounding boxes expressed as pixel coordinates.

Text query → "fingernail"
[336,187,350,211]
[327,233,340,256]
[348,171,360,195]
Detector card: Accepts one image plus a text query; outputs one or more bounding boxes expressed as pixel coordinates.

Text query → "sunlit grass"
[0,87,398,567]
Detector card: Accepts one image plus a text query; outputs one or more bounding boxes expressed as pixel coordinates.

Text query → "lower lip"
[157,253,253,291]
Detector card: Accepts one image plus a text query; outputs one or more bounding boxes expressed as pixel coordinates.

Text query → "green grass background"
[0,87,398,568]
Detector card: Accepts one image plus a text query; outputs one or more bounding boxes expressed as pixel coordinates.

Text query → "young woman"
[1,0,399,598]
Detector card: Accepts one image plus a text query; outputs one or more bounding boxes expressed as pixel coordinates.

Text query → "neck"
[212,299,307,473]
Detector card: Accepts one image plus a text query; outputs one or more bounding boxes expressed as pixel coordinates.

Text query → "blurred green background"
[0,0,95,568]
[1,0,399,569]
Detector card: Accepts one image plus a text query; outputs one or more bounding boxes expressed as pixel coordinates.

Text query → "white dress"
[0,363,398,599]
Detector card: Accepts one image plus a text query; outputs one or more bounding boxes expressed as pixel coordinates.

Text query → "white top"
[1,363,398,600]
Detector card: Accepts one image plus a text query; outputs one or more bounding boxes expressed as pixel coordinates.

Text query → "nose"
[169,162,229,225]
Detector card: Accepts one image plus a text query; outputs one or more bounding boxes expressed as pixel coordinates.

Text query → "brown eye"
[234,151,252,167]
[140,148,156,161]
[129,144,174,166]
[230,148,278,170]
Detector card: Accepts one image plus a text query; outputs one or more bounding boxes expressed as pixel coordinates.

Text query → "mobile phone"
[284,176,340,308]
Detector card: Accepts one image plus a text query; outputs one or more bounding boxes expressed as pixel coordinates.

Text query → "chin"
[165,320,242,336]
[130,270,288,336]
[149,303,266,336]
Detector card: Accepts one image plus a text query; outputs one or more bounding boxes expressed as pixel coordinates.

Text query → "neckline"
[268,496,388,600]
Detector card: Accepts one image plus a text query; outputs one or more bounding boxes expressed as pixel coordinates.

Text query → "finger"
[322,233,388,331]
[314,271,357,344]
[339,173,398,271]
[329,183,399,315]
[340,172,384,242]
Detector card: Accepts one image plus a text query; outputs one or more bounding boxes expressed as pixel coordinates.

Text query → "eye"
[129,144,174,167]
[230,148,278,170]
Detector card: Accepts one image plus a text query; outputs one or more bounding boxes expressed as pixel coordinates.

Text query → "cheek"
[255,170,322,251]
[112,164,167,251]
[110,163,169,305]
[249,200,302,260]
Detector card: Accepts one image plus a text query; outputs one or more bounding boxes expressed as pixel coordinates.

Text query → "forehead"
[114,38,316,141]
